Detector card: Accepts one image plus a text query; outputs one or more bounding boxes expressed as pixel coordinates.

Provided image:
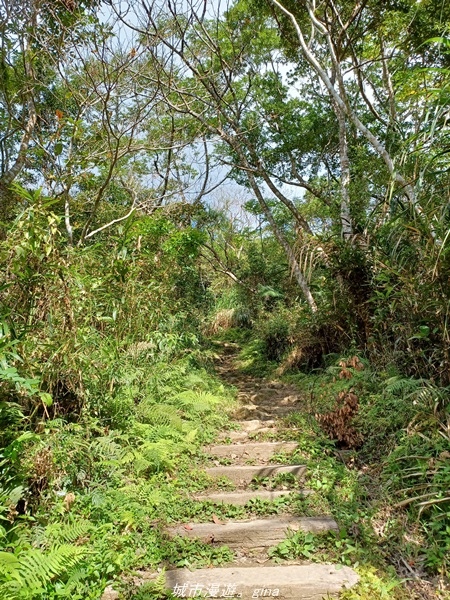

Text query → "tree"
[0,1,227,245]
[0,0,101,227]
[115,0,320,310]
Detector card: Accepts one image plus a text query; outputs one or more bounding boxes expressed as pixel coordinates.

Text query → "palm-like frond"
[170,390,222,415]
[0,544,85,600]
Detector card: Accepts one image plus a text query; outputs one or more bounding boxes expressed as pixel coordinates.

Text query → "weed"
[160,536,233,568]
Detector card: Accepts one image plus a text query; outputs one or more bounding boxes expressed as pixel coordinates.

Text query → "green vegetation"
[227,334,450,597]
[1,0,449,598]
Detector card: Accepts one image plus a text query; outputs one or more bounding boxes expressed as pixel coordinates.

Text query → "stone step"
[167,515,338,548]
[205,464,306,485]
[193,489,310,506]
[206,441,298,462]
[233,406,275,420]
[165,564,359,599]
[237,419,276,430]
[218,420,277,442]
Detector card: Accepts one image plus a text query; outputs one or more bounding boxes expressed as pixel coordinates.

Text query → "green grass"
[0,352,239,600]
[2,326,448,600]
[214,334,450,598]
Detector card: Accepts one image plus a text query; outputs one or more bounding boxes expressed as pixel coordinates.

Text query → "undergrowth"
[223,330,450,599]
[0,351,236,599]
[0,212,238,599]
[1,199,449,599]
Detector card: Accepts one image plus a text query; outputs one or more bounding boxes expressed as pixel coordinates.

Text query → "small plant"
[0,544,86,600]
[161,536,233,568]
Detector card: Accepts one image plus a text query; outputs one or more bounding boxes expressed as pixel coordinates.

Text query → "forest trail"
[163,343,360,599]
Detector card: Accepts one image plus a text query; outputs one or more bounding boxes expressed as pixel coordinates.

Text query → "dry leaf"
[64,492,75,511]
[212,514,223,525]
[339,368,352,380]
[316,390,362,448]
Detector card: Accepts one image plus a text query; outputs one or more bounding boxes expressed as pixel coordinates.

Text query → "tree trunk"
[335,105,353,239]
[247,172,318,313]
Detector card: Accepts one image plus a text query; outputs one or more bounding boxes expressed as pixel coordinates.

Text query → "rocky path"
[164,344,359,599]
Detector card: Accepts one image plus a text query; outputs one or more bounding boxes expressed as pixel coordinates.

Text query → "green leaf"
[39,392,53,407]
[0,551,21,572]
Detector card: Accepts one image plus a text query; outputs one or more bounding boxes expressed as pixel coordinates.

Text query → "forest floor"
[119,341,447,600]
[209,342,445,600]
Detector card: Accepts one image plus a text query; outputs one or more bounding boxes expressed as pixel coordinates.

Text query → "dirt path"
[162,343,359,599]
[214,343,304,423]
[103,343,444,600]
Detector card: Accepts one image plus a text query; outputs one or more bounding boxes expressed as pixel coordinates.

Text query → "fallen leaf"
[212,514,223,525]
[183,524,193,530]
[64,492,75,511]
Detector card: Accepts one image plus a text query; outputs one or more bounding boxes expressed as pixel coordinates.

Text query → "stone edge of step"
[192,489,312,506]
[164,563,360,599]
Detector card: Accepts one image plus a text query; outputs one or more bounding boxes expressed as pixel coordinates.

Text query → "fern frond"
[384,376,447,407]
[140,440,176,472]
[58,566,88,595]
[119,439,175,474]
[0,551,20,575]
[136,403,184,430]
[45,519,92,544]
[89,435,123,461]
[141,424,186,442]
[117,482,165,507]
[170,390,221,415]
[183,372,210,390]
[18,544,85,589]
[0,544,86,599]
[0,581,22,600]
[384,376,429,396]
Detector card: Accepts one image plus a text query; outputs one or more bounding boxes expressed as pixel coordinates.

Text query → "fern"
[384,376,448,408]
[57,566,89,596]
[90,434,123,461]
[136,402,184,430]
[141,440,176,472]
[0,544,85,600]
[119,438,176,473]
[144,424,184,442]
[129,570,170,599]
[116,482,165,507]
[384,376,430,396]
[170,390,222,415]
[183,372,210,390]
[44,518,92,544]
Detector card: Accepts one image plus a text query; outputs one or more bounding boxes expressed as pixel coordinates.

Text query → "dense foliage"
[0,0,449,598]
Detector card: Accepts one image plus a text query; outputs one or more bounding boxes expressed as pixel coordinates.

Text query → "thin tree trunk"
[247,172,318,312]
[0,4,37,224]
[64,189,74,246]
[335,105,353,239]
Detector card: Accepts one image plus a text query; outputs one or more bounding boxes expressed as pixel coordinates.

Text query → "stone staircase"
[164,417,359,599]
[102,346,360,600]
